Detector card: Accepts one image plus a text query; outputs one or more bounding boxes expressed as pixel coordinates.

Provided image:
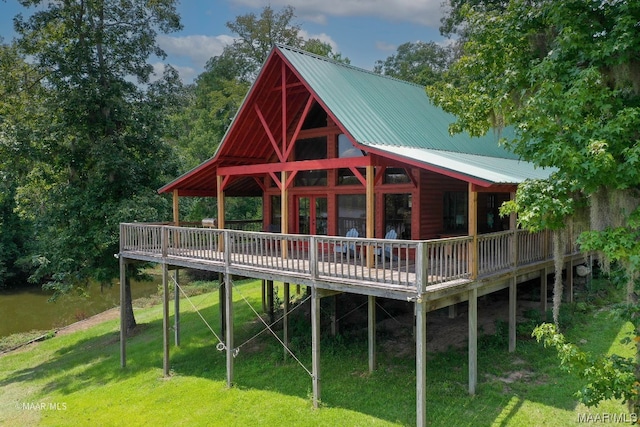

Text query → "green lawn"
[0,279,633,426]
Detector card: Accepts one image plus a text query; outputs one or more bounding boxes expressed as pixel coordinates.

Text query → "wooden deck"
[119,223,582,302]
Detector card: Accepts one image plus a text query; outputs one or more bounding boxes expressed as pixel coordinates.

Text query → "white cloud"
[151,62,198,84]
[231,0,445,28]
[375,41,397,52]
[157,34,235,69]
[298,29,339,52]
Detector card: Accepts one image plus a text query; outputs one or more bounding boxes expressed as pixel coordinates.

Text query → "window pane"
[295,137,327,186]
[384,168,410,184]
[443,192,468,232]
[337,194,365,236]
[270,195,281,232]
[384,194,411,239]
[338,134,363,158]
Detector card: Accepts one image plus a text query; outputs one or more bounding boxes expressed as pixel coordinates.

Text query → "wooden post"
[366,164,375,267]
[468,287,477,394]
[509,277,516,353]
[330,295,337,337]
[119,255,126,368]
[267,280,274,324]
[368,295,377,372]
[311,287,321,408]
[219,273,226,337]
[261,280,267,312]
[567,259,574,303]
[416,298,427,427]
[541,267,548,319]
[468,184,478,279]
[174,269,180,347]
[281,170,289,258]
[217,176,225,230]
[225,273,234,388]
[172,189,179,226]
[283,282,290,360]
[162,263,170,377]
[448,304,457,319]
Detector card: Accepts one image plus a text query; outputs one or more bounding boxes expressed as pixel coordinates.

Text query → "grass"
[0,277,634,426]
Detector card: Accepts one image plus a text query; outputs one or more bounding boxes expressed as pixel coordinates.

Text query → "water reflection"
[0,278,161,337]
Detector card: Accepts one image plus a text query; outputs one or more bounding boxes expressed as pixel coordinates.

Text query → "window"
[295,137,327,186]
[337,134,365,185]
[443,192,467,232]
[337,194,366,236]
[384,168,411,184]
[270,195,281,232]
[384,194,411,239]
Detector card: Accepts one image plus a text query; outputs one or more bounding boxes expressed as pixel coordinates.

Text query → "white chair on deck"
[336,227,359,257]
[377,228,398,260]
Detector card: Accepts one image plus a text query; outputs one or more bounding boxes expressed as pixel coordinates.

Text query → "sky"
[0,0,449,83]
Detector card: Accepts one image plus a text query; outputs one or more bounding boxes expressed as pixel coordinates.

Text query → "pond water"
[0,278,161,337]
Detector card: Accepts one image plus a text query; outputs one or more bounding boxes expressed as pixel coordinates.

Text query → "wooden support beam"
[267,280,275,324]
[261,279,267,313]
[468,288,478,395]
[217,176,225,231]
[330,295,337,337]
[225,273,234,388]
[415,299,427,427]
[366,165,375,267]
[368,295,377,372]
[468,183,478,280]
[567,259,574,303]
[284,283,290,360]
[174,269,180,347]
[162,263,170,377]
[509,277,516,353]
[541,268,548,319]
[311,287,321,408]
[219,274,226,337]
[448,304,457,319]
[119,256,126,368]
[172,189,180,226]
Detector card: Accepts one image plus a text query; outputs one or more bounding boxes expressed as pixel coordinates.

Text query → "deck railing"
[120,223,582,293]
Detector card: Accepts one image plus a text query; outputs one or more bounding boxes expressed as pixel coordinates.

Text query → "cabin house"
[118,45,585,427]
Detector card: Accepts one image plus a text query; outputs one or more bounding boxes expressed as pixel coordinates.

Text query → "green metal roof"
[278,45,521,160]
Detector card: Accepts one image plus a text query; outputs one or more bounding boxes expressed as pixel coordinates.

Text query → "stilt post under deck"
[219,273,226,337]
[119,255,126,368]
[509,277,517,353]
[225,272,234,388]
[283,283,290,360]
[541,267,548,319]
[368,295,377,372]
[416,299,427,427]
[567,259,574,303]
[162,263,170,377]
[468,287,478,394]
[174,269,180,347]
[311,287,321,408]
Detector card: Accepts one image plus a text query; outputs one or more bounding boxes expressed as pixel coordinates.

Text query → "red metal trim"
[218,156,371,176]
[269,172,282,190]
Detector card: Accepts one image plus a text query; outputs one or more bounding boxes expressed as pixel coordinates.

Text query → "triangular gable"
[160,45,549,196]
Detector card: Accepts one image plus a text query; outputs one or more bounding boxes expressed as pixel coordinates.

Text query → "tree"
[429,0,640,412]
[12,0,183,332]
[373,41,452,86]
[168,5,349,223]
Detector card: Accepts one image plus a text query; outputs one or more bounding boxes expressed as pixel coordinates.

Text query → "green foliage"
[533,322,636,407]
[6,1,182,297]
[374,41,452,86]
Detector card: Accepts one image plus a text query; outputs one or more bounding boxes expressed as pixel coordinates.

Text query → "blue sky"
[0,0,448,82]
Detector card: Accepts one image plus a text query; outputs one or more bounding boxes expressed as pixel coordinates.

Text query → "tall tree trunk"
[124,264,137,334]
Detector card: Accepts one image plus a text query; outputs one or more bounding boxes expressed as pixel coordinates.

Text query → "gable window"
[337,134,365,185]
[384,168,411,184]
[295,137,327,186]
